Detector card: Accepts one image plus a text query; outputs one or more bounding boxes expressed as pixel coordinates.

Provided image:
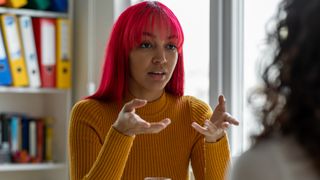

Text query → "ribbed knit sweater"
[68,92,231,180]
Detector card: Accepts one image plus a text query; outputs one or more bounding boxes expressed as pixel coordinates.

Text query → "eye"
[140,42,152,48]
[166,44,177,51]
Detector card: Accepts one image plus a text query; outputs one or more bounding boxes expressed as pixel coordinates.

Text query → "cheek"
[129,61,141,78]
[168,54,178,71]
[129,53,141,74]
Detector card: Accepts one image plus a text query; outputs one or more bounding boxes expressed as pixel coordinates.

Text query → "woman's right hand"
[112,99,171,136]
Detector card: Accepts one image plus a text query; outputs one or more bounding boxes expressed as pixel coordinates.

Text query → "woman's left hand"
[192,95,239,143]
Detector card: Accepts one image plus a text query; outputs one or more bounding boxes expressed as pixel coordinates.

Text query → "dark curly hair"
[251,0,320,173]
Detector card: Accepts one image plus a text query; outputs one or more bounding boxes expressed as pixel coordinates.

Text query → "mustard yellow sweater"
[68,92,231,180]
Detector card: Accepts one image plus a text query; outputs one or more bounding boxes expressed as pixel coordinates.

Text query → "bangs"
[124,2,184,52]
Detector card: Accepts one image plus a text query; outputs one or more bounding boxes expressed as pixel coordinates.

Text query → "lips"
[147,71,166,80]
[148,71,166,75]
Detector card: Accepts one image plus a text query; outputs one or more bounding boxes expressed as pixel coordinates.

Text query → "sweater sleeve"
[68,100,135,180]
[188,97,231,180]
[205,135,231,179]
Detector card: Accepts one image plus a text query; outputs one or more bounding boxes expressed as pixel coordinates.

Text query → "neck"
[128,89,164,102]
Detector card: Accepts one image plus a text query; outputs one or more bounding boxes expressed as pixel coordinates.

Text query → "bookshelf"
[0,0,73,180]
[0,7,68,18]
[0,162,65,171]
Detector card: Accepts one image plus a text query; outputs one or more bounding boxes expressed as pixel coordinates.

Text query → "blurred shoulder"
[230,138,282,180]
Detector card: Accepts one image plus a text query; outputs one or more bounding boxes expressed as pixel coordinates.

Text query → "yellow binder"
[1,14,29,86]
[45,117,53,161]
[6,0,27,8]
[56,18,71,89]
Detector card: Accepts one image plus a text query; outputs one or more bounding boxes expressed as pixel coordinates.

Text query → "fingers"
[123,99,147,112]
[192,116,238,137]
[137,118,171,134]
[218,95,226,112]
[191,122,210,135]
[192,120,226,142]
[222,113,239,126]
[147,118,171,133]
[133,116,151,128]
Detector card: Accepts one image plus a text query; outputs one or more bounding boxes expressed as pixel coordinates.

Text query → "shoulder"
[180,95,212,124]
[230,138,282,180]
[230,136,313,180]
[70,98,117,121]
[71,99,104,115]
[176,95,211,110]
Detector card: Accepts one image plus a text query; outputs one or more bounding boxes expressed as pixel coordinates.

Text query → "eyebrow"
[142,32,177,40]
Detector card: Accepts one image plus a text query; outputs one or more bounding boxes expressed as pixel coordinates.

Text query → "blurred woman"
[230,0,320,179]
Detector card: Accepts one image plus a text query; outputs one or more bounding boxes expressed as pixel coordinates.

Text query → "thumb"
[123,99,147,112]
[216,95,226,112]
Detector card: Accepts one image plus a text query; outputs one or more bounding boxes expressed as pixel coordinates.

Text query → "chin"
[146,83,167,92]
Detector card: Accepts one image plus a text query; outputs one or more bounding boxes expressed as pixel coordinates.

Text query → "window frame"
[209,0,245,156]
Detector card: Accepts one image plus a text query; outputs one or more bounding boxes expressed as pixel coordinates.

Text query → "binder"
[26,0,50,10]
[49,0,68,12]
[5,0,27,8]
[10,116,21,153]
[0,114,9,147]
[19,16,41,88]
[1,14,29,87]
[33,18,56,88]
[0,113,4,145]
[56,18,71,88]
[44,117,53,161]
[28,119,36,158]
[0,27,12,86]
[35,119,44,162]
[21,117,29,152]
[0,114,10,163]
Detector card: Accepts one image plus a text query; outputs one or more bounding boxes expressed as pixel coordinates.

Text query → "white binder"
[19,16,41,88]
[1,14,29,86]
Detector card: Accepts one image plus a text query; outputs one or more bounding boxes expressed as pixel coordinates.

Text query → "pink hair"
[88,1,185,103]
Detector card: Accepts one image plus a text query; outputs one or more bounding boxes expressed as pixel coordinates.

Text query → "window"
[232,0,282,154]
[156,0,210,103]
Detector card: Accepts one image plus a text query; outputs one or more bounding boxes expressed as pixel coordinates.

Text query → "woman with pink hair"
[68,1,238,179]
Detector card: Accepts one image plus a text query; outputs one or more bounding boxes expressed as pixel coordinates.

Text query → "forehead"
[141,31,177,41]
[127,8,183,49]
[139,18,177,40]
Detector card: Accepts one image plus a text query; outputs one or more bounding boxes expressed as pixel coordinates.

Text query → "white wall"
[72,0,114,102]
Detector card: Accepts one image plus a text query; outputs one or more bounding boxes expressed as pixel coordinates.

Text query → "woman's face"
[129,26,178,98]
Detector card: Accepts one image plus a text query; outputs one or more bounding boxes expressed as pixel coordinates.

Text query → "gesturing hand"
[192,95,239,142]
[112,99,171,136]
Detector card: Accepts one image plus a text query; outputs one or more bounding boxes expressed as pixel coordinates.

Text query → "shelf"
[0,163,66,172]
[0,7,68,18]
[0,87,70,94]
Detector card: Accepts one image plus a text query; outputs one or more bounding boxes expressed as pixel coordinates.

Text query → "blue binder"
[50,0,68,12]
[0,28,12,86]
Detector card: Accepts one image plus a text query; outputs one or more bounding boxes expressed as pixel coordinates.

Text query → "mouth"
[147,71,167,80]
[148,71,166,75]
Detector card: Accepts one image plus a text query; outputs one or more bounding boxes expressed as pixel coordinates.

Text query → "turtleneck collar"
[124,91,168,117]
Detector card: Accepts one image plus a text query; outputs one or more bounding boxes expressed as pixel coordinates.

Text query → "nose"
[152,48,167,64]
